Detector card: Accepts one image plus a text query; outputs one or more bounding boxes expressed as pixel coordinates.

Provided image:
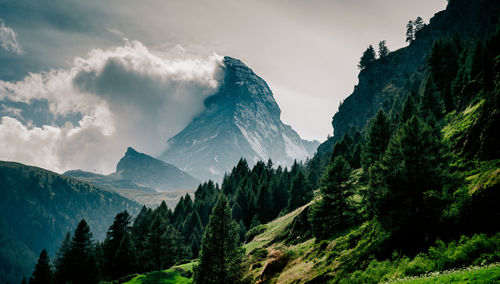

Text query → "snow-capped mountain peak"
[160,56,318,181]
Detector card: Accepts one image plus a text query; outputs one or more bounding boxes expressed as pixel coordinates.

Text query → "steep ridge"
[66,147,199,193]
[318,0,500,156]
[64,147,200,207]
[113,147,200,191]
[160,57,319,181]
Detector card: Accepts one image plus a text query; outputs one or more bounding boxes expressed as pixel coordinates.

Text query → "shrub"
[250,247,268,260]
[427,233,500,270]
[343,233,500,282]
[245,224,266,242]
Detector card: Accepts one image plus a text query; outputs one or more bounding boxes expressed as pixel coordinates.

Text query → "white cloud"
[0,18,23,54]
[0,40,223,174]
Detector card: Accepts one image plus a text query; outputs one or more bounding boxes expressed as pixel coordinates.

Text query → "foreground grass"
[123,262,196,284]
[391,263,500,283]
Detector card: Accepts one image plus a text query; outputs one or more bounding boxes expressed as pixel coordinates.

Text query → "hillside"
[0,161,141,283]
[317,0,500,158]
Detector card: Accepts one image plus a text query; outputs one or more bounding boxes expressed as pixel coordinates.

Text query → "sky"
[0,0,447,173]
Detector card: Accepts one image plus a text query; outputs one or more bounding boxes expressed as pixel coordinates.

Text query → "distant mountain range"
[64,147,199,207]
[160,56,319,181]
[0,161,141,283]
[114,147,200,190]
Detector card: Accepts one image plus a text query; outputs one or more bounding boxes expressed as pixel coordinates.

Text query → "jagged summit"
[125,146,138,154]
[160,57,318,181]
[114,147,200,191]
[65,147,199,194]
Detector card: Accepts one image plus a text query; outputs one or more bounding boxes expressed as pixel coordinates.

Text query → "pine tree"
[370,116,447,248]
[54,232,71,283]
[378,40,389,58]
[361,109,391,172]
[238,220,247,243]
[173,196,186,226]
[414,17,425,33]
[351,143,362,169]
[256,183,273,223]
[131,206,153,272]
[310,156,353,239]
[111,233,137,278]
[331,134,353,162]
[231,202,244,222]
[182,210,203,239]
[145,214,169,270]
[358,45,376,70]
[184,194,194,216]
[420,76,444,119]
[306,157,321,190]
[145,214,185,270]
[156,201,171,222]
[250,215,261,229]
[428,38,461,111]
[406,20,414,43]
[194,195,247,284]
[243,190,257,228]
[271,170,290,216]
[389,95,403,127]
[103,211,131,279]
[288,170,313,211]
[401,92,418,123]
[68,219,99,284]
[30,249,53,284]
[190,233,201,258]
[94,241,104,281]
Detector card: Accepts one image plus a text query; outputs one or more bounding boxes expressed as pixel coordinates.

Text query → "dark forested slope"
[0,161,141,283]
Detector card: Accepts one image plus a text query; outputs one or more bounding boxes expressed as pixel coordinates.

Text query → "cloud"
[0,18,22,54]
[0,40,223,173]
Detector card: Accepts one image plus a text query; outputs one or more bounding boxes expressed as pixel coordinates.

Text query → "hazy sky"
[0,0,447,173]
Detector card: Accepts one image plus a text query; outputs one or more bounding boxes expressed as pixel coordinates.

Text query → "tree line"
[358,17,427,70]
[309,25,500,252]
[26,158,314,283]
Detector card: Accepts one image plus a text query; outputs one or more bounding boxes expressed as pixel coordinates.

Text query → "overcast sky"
[0,0,447,173]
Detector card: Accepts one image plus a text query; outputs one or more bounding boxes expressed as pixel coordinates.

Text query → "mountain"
[0,161,141,284]
[65,147,199,193]
[114,147,200,191]
[317,0,500,156]
[64,147,200,207]
[160,57,319,181]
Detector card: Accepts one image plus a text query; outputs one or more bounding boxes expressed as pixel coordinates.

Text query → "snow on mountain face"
[159,56,319,182]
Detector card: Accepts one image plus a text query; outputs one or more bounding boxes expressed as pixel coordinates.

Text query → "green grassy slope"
[392,263,500,283]
[123,262,196,284]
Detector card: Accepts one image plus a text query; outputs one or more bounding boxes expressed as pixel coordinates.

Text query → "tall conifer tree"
[310,156,353,239]
[68,219,99,284]
[30,249,53,284]
[362,110,391,172]
[288,171,313,211]
[194,195,247,284]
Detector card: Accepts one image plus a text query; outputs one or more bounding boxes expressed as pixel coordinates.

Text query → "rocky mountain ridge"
[160,57,319,181]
